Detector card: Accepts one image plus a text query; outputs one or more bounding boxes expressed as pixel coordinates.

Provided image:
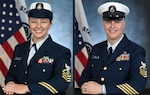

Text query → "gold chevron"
[62,69,71,82]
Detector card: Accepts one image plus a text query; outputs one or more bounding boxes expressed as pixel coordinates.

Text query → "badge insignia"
[116,51,130,61]
[91,55,99,59]
[139,61,147,78]
[62,63,71,82]
[36,3,43,10]
[14,57,21,61]
[109,5,116,13]
[38,56,54,64]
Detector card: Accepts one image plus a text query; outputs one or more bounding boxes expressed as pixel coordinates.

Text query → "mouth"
[109,30,117,33]
[35,30,43,33]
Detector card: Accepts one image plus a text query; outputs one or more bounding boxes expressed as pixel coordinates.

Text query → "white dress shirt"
[27,35,48,65]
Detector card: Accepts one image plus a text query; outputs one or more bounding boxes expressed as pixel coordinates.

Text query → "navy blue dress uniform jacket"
[5,35,71,95]
[78,34,147,94]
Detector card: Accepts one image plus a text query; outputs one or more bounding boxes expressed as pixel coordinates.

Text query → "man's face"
[103,19,125,43]
[29,17,51,42]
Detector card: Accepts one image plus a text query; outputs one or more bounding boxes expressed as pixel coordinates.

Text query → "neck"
[108,39,118,45]
[108,34,124,45]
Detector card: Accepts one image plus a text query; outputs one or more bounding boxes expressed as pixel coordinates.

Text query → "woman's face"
[29,17,51,43]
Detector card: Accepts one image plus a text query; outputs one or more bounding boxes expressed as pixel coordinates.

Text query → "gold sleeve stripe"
[122,84,134,94]
[39,82,55,94]
[116,83,139,94]
[125,83,139,94]
[39,82,58,94]
[116,84,130,94]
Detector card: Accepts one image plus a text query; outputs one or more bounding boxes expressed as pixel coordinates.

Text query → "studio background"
[82,0,150,88]
[26,0,73,95]
[26,0,150,94]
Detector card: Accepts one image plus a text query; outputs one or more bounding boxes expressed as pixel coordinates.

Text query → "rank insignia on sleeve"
[116,51,130,61]
[62,63,71,82]
[139,61,147,78]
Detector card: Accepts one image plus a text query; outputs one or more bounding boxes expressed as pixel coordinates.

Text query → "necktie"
[107,47,113,59]
[32,43,37,52]
[108,47,113,56]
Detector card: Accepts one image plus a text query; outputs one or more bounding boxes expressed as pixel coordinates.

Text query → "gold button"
[13,65,16,67]
[103,66,107,70]
[119,68,123,71]
[92,64,94,67]
[101,77,105,81]
[25,71,27,74]
[43,69,46,72]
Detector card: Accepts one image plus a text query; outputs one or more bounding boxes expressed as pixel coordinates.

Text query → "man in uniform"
[78,2,147,94]
[3,2,71,95]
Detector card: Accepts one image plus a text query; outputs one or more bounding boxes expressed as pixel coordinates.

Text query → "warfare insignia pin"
[116,51,130,61]
[62,63,71,82]
[139,61,147,78]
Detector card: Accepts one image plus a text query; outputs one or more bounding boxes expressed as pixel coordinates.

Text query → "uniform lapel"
[103,43,108,63]
[97,41,108,64]
[21,41,30,69]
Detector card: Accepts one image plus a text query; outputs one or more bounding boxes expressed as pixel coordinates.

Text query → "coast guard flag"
[0,0,27,86]
[15,0,30,40]
[74,0,92,88]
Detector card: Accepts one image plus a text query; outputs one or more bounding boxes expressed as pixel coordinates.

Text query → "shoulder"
[93,40,107,49]
[14,41,30,50]
[46,35,70,52]
[52,41,70,52]
[50,42,71,59]
[46,38,71,58]
[122,34,145,52]
[128,40,145,52]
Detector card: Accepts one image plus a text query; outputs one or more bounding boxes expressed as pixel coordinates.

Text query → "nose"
[110,21,115,28]
[36,22,42,28]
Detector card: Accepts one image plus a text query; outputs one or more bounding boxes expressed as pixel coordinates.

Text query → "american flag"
[74,0,92,88]
[0,0,27,86]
